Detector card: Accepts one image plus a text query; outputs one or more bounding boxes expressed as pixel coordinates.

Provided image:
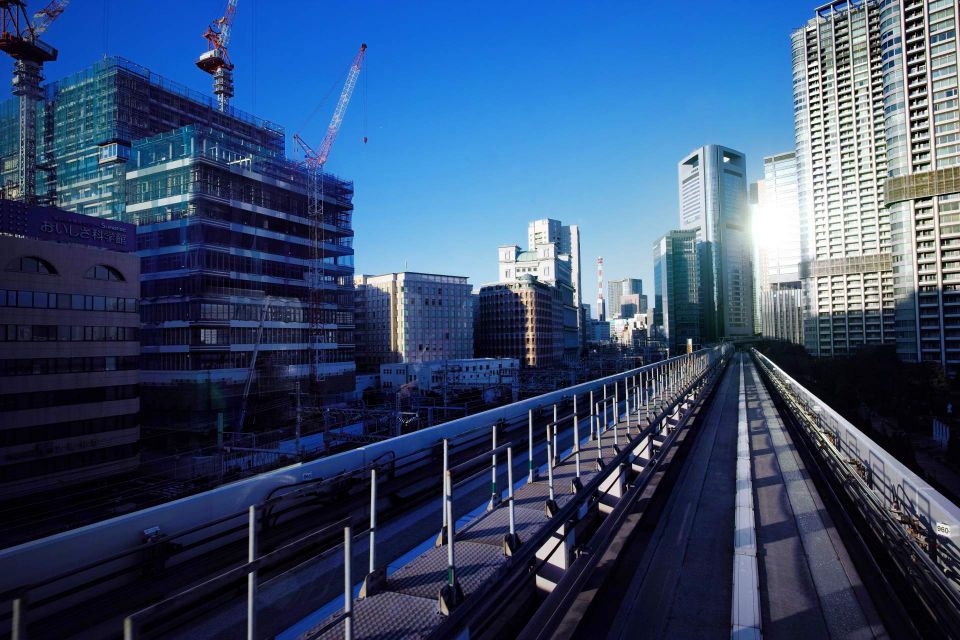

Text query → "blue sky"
[15,0,813,313]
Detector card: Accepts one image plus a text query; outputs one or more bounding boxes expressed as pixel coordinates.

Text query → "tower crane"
[293,43,366,386]
[197,0,237,112]
[0,0,69,202]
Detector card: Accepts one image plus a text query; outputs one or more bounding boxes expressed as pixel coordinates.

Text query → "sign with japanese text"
[0,199,135,252]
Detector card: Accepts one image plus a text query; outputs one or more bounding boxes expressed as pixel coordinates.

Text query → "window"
[6,256,57,275]
[85,264,125,281]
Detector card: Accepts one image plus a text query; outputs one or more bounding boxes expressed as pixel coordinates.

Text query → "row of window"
[0,443,138,482]
[0,289,138,313]
[0,384,139,412]
[0,355,139,377]
[1,412,137,448]
[0,325,139,342]
[6,256,127,281]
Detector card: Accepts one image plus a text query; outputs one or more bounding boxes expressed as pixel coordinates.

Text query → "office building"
[653,229,700,353]
[380,357,518,393]
[678,144,754,341]
[607,278,643,319]
[792,1,894,357]
[0,57,358,435]
[753,152,804,345]
[528,217,582,321]
[354,272,473,373]
[129,126,355,435]
[476,274,562,368]
[880,0,960,370]
[0,202,139,499]
[618,292,647,319]
[496,217,581,357]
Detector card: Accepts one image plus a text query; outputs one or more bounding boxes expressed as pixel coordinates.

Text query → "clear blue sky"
[13,0,813,312]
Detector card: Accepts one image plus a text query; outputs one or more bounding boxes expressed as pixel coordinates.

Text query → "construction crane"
[293,43,366,387]
[0,0,69,202]
[196,0,238,112]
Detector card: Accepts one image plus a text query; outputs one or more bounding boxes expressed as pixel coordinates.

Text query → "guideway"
[529,353,888,640]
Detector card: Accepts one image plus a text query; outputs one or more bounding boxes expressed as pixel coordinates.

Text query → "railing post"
[589,390,596,441]
[614,382,619,428]
[11,595,27,640]
[573,393,581,484]
[528,409,536,482]
[437,438,449,546]
[504,446,520,555]
[625,378,631,433]
[552,403,559,466]
[360,468,385,598]
[343,526,353,640]
[546,436,558,516]
[596,406,604,471]
[439,469,463,614]
[247,505,258,640]
[488,424,499,511]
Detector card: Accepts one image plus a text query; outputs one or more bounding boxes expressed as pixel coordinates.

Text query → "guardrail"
[751,348,960,635]
[1,349,723,638]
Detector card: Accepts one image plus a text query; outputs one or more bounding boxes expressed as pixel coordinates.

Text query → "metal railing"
[752,348,960,636]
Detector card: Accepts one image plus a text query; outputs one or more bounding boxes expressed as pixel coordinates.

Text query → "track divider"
[731,357,761,639]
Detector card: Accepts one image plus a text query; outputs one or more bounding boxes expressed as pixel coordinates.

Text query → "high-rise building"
[0,202,140,499]
[880,0,960,370]
[0,57,358,435]
[607,278,643,319]
[792,2,894,357]
[476,274,563,368]
[618,292,647,318]
[354,272,473,373]
[499,228,579,358]
[678,144,754,341]
[753,152,804,345]
[653,229,700,353]
[527,217,582,315]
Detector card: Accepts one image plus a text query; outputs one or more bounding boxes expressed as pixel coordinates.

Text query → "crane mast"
[197,0,238,111]
[0,0,68,202]
[294,43,366,388]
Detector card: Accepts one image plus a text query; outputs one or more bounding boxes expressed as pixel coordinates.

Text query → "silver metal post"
[588,389,596,440]
[507,447,516,537]
[573,393,581,478]
[489,424,498,509]
[552,403,558,465]
[614,382,619,428]
[369,468,377,574]
[528,409,535,481]
[344,526,353,640]
[446,470,455,579]
[247,505,258,640]
[11,597,26,640]
[438,438,449,545]
[546,438,555,502]
[625,381,631,432]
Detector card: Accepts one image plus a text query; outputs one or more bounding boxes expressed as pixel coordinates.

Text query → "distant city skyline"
[0,1,815,309]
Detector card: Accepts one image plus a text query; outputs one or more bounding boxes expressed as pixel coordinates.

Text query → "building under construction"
[0,56,357,439]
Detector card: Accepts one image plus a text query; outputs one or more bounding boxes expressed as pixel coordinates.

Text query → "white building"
[499,217,581,358]
[354,272,473,373]
[792,1,894,357]
[380,358,519,393]
[880,0,960,371]
[678,144,754,341]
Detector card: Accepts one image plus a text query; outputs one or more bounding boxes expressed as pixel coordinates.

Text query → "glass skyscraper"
[0,57,357,437]
[678,144,754,341]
